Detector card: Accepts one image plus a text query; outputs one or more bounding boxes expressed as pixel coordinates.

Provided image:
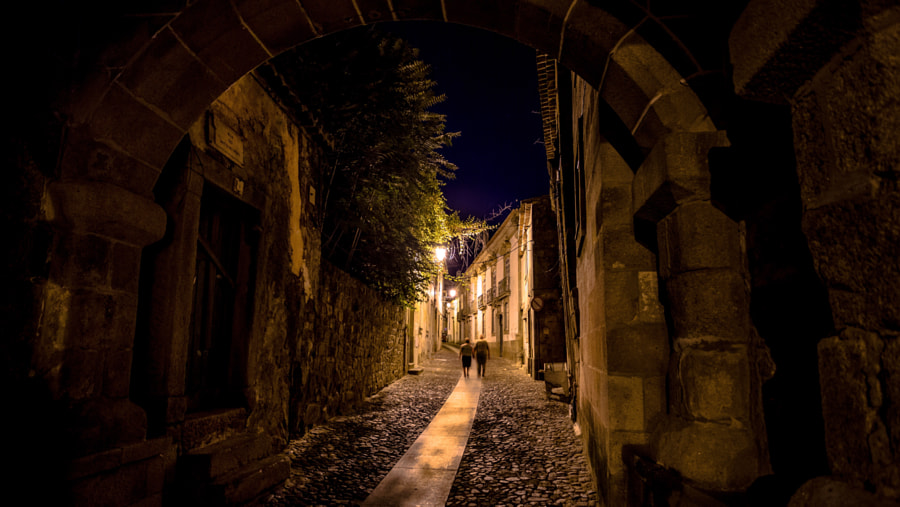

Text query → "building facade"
[457,198,566,384]
[407,269,445,369]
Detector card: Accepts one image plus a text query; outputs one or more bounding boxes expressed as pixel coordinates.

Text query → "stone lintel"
[632,131,729,225]
[47,180,166,247]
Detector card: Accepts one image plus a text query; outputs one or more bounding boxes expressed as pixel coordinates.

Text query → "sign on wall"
[207,111,244,166]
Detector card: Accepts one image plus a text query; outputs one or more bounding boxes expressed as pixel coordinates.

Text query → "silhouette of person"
[474,335,490,377]
[459,339,473,378]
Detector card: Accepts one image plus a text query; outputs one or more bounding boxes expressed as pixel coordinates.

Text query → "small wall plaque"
[207,112,244,166]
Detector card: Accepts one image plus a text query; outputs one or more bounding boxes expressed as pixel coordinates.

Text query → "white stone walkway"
[361,373,482,506]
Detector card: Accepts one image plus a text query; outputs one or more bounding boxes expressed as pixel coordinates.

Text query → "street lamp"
[435,247,447,262]
[449,288,457,298]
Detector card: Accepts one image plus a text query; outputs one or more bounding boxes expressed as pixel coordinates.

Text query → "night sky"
[377,21,551,224]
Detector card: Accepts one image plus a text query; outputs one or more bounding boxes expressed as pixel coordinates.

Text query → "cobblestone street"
[263,347,598,506]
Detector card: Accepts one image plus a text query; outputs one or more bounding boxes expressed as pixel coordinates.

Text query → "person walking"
[474,335,490,377]
[459,339,474,378]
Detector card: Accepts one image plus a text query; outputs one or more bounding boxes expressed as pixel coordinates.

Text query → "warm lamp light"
[435,247,447,261]
[449,289,457,298]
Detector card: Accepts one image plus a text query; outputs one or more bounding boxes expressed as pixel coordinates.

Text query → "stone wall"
[567,80,670,504]
[0,66,413,505]
[169,71,409,499]
[138,72,323,453]
[176,71,409,475]
[289,260,407,434]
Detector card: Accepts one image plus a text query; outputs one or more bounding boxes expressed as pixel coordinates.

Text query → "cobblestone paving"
[262,347,597,506]
[263,350,459,506]
[447,355,598,507]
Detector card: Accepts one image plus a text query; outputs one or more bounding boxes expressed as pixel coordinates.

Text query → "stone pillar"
[633,131,770,491]
[39,180,166,456]
[582,141,668,504]
[732,2,900,500]
[791,19,900,499]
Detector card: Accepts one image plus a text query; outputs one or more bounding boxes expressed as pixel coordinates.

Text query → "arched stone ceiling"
[38,0,739,194]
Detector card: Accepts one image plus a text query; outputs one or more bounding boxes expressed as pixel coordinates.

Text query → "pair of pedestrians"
[459,336,490,378]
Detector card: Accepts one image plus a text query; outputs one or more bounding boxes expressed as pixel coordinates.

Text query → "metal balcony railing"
[498,277,510,298]
[477,294,486,309]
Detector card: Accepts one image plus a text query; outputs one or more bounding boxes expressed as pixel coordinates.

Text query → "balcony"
[477,295,486,310]
[485,287,494,305]
[497,277,510,298]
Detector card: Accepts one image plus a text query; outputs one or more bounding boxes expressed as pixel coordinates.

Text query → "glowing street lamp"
[449,288,457,298]
[434,247,447,262]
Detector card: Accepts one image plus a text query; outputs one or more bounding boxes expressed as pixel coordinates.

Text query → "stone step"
[182,408,248,451]
[205,453,291,505]
[181,432,273,481]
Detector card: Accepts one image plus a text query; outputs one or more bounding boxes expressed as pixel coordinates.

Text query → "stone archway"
[12,1,899,506]
[33,0,717,409]
[47,1,716,198]
[8,2,735,506]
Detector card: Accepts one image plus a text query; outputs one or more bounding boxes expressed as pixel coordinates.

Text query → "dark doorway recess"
[187,183,259,413]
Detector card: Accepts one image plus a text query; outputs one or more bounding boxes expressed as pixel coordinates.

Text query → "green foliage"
[268,27,485,306]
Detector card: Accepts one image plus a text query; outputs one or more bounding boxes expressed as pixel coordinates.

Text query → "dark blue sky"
[378,21,550,223]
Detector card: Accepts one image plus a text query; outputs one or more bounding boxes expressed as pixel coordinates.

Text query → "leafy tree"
[264,27,487,305]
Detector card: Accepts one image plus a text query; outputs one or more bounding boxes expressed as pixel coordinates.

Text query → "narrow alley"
[9,2,900,506]
[264,347,597,506]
